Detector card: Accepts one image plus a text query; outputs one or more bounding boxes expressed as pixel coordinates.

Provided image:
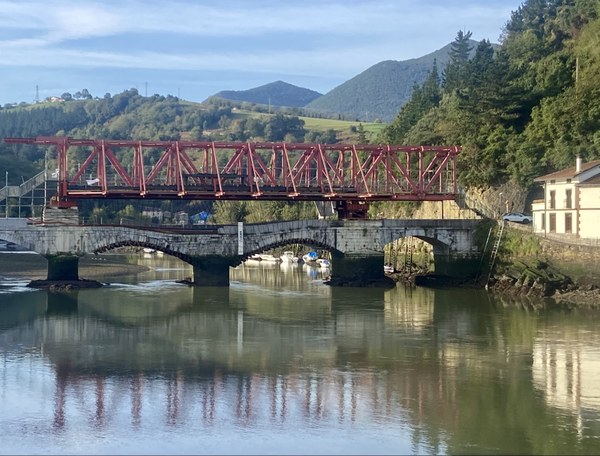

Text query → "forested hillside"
[305,42,475,122]
[380,0,600,192]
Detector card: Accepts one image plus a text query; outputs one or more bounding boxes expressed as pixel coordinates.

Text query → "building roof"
[533,159,600,183]
[579,174,600,186]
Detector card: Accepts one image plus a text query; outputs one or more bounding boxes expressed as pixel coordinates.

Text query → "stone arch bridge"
[0,218,482,286]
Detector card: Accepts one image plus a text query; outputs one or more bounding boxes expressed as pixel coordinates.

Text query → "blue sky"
[0,0,524,106]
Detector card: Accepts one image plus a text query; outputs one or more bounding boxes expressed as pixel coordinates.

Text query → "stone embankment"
[487,226,600,308]
[486,259,574,298]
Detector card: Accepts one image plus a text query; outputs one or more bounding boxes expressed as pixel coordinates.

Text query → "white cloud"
[0,0,516,72]
[0,0,523,105]
[47,4,125,41]
[0,0,515,43]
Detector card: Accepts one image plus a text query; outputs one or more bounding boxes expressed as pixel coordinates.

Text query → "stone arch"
[93,240,196,267]
[254,237,340,254]
[384,230,452,273]
[0,233,20,247]
[236,237,343,266]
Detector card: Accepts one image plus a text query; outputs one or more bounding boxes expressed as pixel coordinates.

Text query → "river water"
[1,253,600,455]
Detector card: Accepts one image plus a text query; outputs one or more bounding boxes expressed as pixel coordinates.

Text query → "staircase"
[0,171,48,203]
[1,171,56,218]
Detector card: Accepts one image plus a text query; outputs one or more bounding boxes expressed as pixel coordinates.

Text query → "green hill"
[209,80,322,108]
[305,41,480,122]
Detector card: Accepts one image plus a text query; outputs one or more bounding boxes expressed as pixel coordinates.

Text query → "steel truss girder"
[4,137,460,202]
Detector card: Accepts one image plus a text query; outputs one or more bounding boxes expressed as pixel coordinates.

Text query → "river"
[0,253,599,455]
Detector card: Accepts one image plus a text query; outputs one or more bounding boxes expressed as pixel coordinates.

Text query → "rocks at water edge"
[27,279,104,290]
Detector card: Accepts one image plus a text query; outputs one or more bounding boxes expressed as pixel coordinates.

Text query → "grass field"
[228,108,388,143]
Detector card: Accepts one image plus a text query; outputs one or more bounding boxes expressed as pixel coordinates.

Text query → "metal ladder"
[485,221,505,288]
[404,237,414,273]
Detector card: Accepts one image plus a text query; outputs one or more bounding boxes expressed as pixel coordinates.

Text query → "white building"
[532,157,600,240]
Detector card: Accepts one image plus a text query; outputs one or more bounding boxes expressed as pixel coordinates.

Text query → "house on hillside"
[531,157,600,240]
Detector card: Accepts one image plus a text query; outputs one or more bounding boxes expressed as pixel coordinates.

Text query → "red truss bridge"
[5,137,460,216]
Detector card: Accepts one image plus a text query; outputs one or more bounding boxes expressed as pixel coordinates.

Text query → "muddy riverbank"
[0,252,149,281]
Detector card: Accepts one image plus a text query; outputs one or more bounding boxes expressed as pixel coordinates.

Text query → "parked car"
[502,212,532,224]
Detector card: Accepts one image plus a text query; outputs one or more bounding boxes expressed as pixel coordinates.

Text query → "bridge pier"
[190,255,235,287]
[327,253,395,288]
[26,254,102,289]
[431,245,479,279]
[46,254,80,281]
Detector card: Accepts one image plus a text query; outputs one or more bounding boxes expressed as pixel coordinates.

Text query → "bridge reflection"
[1,283,599,453]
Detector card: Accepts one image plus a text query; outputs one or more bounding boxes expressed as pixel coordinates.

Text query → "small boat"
[143,248,156,254]
[258,254,281,263]
[246,253,281,263]
[280,251,300,263]
[302,251,319,263]
[384,264,394,274]
[316,258,331,268]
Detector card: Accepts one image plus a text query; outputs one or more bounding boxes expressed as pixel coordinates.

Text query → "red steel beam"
[3,137,460,202]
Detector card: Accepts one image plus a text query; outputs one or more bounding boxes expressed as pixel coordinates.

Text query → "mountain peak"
[208,81,322,108]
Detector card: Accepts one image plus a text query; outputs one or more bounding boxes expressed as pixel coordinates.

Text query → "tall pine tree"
[443,30,474,93]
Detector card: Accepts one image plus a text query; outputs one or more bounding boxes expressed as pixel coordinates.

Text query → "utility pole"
[44,150,48,211]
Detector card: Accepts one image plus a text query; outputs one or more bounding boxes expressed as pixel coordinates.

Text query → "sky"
[0,0,525,106]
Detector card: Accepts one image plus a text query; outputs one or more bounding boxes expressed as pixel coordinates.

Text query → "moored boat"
[316,258,331,268]
[258,254,281,262]
[280,251,300,263]
[302,251,319,264]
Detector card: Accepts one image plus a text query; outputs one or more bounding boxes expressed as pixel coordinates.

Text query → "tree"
[443,30,474,93]
[212,201,249,223]
[264,113,306,141]
[381,61,441,144]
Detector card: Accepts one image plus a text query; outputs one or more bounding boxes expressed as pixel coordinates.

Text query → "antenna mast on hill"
[35,85,39,103]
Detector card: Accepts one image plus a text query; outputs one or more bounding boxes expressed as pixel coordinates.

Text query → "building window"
[566,189,572,209]
[565,213,572,233]
[549,190,556,209]
[549,213,556,232]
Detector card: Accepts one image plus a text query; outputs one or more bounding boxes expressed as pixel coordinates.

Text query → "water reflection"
[532,316,600,433]
[0,260,600,454]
